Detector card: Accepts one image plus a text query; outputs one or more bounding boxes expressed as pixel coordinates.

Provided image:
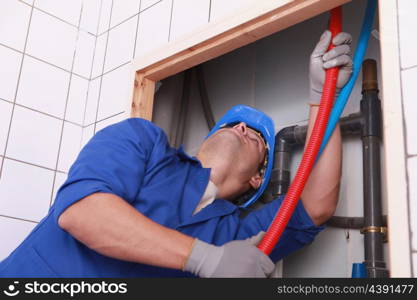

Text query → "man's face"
[201,122,266,186]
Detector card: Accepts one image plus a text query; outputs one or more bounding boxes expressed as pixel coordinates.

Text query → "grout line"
[93,0,114,134]
[80,0,104,139]
[17,0,33,7]
[0,97,85,127]
[108,11,139,34]
[95,111,126,125]
[49,3,84,207]
[139,0,163,13]
[395,0,414,274]
[0,5,35,180]
[98,60,131,80]
[408,154,417,159]
[32,6,80,30]
[208,0,212,22]
[402,64,417,72]
[132,0,142,59]
[0,214,39,224]
[0,42,24,56]
[167,0,175,42]
[95,0,163,39]
[0,41,91,80]
[3,156,62,173]
[24,53,90,80]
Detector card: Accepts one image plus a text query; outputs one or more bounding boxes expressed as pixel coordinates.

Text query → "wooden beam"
[133,0,350,81]
[131,72,155,120]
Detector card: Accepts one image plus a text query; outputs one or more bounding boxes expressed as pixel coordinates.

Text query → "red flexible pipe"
[258,7,342,255]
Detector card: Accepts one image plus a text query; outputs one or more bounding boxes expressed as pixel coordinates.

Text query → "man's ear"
[249,173,262,189]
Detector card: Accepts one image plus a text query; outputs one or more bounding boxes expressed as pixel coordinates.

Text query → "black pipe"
[173,69,193,148]
[327,215,387,229]
[267,112,363,200]
[196,65,216,130]
[266,59,388,277]
[360,59,388,277]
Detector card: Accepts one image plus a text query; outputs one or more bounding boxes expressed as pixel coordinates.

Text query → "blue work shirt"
[0,118,324,277]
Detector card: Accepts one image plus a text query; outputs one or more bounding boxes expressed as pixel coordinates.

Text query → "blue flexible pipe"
[317,0,377,157]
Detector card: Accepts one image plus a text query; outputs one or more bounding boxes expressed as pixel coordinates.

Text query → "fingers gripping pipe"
[258,7,342,255]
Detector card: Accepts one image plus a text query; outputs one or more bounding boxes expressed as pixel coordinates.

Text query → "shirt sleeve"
[236,196,325,262]
[52,118,165,223]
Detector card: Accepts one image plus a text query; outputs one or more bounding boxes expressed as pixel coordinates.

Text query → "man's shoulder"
[97,117,165,139]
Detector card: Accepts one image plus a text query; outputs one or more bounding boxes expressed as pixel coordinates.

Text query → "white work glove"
[183,231,275,278]
[309,30,353,103]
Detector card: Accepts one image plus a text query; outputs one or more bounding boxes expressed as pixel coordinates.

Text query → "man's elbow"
[309,203,337,226]
[58,206,78,232]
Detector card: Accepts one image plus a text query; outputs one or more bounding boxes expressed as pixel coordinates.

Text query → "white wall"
[397,0,417,277]
[0,0,97,259]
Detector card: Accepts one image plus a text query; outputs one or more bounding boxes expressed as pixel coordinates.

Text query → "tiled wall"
[0,0,95,259]
[397,0,417,277]
[0,0,259,261]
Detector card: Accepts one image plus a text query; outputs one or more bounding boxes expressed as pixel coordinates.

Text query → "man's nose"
[234,122,247,135]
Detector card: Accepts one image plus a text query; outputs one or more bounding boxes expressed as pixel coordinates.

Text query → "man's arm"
[301,106,342,226]
[58,192,274,277]
[301,30,352,226]
[58,192,195,270]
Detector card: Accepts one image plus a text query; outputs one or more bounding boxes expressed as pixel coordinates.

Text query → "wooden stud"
[131,72,156,120]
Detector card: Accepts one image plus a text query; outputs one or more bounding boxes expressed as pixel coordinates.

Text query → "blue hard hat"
[206,105,275,208]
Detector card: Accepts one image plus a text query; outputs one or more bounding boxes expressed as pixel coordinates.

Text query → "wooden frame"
[128,0,350,119]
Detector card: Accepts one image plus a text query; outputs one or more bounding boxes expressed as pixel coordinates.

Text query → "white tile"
[6,106,62,169]
[21,0,34,5]
[169,0,210,41]
[84,77,101,125]
[51,172,67,205]
[98,0,113,35]
[408,157,417,251]
[111,0,140,27]
[57,122,82,173]
[73,31,95,78]
[98,64,130,120]
[35,0,83,26]
[413,253,417,278]
[91,33,107,78]
[0,159,54,222]
[66,75,89,125]
[0,216,37,261]
[135,0,171,57]
[0,45,22,102]
[104,16,137,72]
[0,100,13,155]
[398,0,417,69]
[210,0,257,22]
[95,112,126,132]
[81,124,95,148]
[402,67,417,155]
[140,0,160,11]
[16,56,70,118]
[0,0,31,51]
[26,9,78,71]
[80,0,101,35]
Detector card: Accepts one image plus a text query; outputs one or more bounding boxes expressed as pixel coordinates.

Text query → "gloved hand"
[309,30,353,103]
[183,231,275,278]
